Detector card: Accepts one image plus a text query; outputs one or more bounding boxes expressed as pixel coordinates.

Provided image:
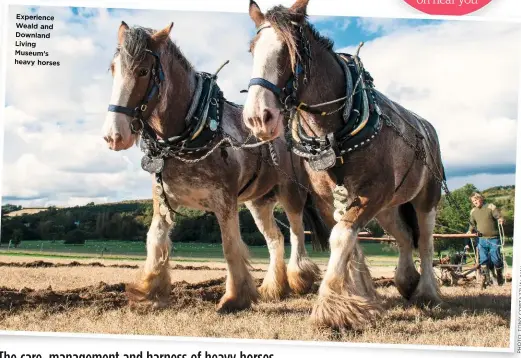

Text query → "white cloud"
[338,20,520,188]
[447,173,516,192]
[1,6,519,207]
[48,36,96,57]
[2,5,255,207]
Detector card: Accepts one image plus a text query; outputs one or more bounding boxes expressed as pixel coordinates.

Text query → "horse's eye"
[138,68,149,77]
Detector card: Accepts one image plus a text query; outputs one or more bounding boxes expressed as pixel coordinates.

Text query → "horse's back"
[374,89,442,155]
[374,89,445,208]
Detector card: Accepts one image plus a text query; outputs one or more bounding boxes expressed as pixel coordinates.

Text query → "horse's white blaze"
[243,24,284,121]
[103,55,135,149]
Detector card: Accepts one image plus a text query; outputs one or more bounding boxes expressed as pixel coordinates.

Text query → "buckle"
[130,118,144,133]
[140,104,148,112]
[297,102,307,111]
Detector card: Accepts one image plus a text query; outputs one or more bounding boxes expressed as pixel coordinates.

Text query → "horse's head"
[103,21,173,151]
[243,0,309,142]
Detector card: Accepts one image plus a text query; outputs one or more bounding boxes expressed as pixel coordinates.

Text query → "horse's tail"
[303,194,330,252]
[399,202,420,249]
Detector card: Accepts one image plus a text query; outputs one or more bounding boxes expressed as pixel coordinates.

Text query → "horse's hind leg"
[246,196,289,301]
[375,207,420,300]
[277,191,321,295]
[215,196,259,312]
[311,197,382,330]
[126,197,173,307]
[411,207,442,306]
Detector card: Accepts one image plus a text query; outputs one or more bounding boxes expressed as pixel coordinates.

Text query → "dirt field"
[0,255,513,349]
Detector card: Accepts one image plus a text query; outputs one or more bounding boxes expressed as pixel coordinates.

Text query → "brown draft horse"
[102,21,330,312]
[243,0,446,330]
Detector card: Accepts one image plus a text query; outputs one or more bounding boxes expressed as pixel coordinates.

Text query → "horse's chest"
[161,167,226,211]
[162,180,214,210]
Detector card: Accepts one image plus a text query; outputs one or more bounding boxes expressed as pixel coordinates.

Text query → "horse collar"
[139,71,225,175]
[287,53,383,174]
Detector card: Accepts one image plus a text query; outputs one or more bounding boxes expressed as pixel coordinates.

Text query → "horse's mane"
[115,25,193,74]
[262,5,335,72]
[113,25,194,115]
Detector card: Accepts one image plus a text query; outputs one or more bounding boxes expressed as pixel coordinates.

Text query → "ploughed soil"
[0,276,398,316]
[0,257,512,347]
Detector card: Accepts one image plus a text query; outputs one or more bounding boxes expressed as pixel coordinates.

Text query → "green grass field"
[0,239,514,267]
[0,240,397,265]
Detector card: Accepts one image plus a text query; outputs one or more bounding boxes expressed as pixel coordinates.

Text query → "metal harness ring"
[130,118,144,133]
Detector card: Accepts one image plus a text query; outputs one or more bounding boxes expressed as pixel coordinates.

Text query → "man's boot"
[496,267,505,286]
[480,265,490,289]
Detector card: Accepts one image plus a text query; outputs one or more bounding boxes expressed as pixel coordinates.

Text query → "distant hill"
[5,208,49,217]
[482,185,515,202]
[1,184,515,248]
[0,198,293,247]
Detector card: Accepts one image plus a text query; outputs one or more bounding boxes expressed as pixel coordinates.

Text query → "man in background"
[467,192,505,288]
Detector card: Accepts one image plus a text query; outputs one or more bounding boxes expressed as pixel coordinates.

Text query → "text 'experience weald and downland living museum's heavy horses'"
[101,21,331,312]
[242,0,448,330]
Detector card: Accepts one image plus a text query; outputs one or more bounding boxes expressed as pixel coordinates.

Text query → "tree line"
[0,184,515,253]
[0,200,295,247]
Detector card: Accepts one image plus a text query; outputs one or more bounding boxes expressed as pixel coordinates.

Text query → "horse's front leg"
[311,196,382,330]
[215,198,259,313]
[126,197,175,308]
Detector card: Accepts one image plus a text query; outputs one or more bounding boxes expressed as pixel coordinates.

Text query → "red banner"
[404,0,492,16]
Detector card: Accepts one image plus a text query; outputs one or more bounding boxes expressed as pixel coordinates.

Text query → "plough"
[356,226,509,287]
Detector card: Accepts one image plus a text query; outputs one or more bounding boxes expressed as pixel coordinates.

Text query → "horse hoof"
[258,282,288,302]
[410,291,443,308]
[395,271,421,300]
[288,259,321,295]
[216,294,252,314]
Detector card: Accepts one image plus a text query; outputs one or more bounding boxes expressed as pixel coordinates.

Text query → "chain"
[157,126,325,207]
[162,129,272,164]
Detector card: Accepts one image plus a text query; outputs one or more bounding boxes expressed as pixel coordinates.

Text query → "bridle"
[245,21,350,119]
[107,49,165,133]
[245,21,310,115]
[244,19,384,174]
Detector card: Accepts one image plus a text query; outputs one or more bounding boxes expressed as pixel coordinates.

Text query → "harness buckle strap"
[107,104,138,118]
[248,78,282,97]
[107,49,163,124]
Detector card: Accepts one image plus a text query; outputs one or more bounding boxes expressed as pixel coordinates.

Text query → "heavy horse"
[242,0,447,330]
[101,21,330,312]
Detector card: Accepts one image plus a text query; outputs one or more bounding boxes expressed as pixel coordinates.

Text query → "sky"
[2,4,520,208]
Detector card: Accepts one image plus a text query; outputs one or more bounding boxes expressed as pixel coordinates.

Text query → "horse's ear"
[249,0,265,28]
[289,0,309,16]
[151,22,174,45]
[118,21,129,45]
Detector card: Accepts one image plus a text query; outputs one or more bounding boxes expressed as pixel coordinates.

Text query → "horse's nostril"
[263,109,273,123]
[247,116,258,128]
[114,133,122,143]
